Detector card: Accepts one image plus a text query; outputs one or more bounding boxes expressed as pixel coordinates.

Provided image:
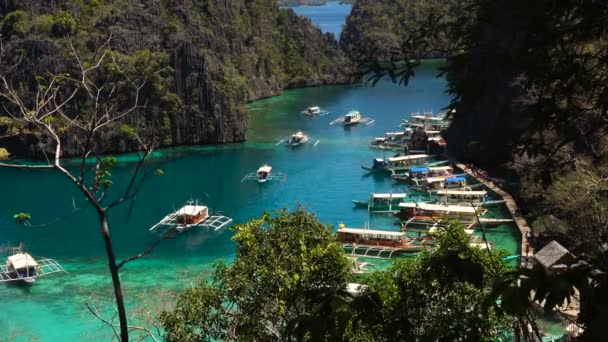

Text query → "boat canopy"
[345,111,359,117]
[388,154,429,162]
[410,167,430,173]
[412,115,444,122]
[445,176,466,182]
[338,227,405,237]
[176,205,208,216]
[7,253,38,269]
[258,165,272,173]
[399,202,478,214]
[427,177,447,183]
[436,190,487,196]
[371,193,408,199]
[429,166,452,171]
[308,106,320,111]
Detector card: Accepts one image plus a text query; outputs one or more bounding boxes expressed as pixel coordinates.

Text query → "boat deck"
[0,258,67,283]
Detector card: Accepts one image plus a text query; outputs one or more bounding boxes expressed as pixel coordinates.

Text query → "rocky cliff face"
[0,0,353,157]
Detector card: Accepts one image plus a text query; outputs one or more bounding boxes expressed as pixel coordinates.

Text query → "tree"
[353,224,511,341]
[0,37,170,341]
[160,208,353,341]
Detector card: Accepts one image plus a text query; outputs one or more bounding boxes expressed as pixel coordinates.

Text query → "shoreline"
[452,160,534,267]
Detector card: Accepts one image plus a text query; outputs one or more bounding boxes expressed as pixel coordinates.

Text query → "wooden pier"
[452,161,534,267]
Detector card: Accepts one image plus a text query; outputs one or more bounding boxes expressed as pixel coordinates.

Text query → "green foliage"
[52,11,76,37]
[160,208,352,341]
[13,212,32,224]
[0,147,9,160]
[162,214,513,341]
[120,124,138,142]
[32,14,55,36]
[2,10,29,37]
[357,224,511,341]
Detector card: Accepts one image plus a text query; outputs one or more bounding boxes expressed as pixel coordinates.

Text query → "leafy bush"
[32,14,55,36]
[2,10,29,37]
[0,147,9,160]
[52,11,76,37]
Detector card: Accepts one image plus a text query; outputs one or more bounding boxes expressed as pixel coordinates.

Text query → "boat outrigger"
[242,164,287,183]
[353,193,409,213]
[0,245,66,285]
[150,201,233,233]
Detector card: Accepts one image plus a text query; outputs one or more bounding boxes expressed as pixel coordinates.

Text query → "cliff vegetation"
[0,0,352,157]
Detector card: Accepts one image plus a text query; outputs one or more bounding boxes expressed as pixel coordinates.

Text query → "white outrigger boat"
[421,175,468,190]
[302,106,329,116]
[242,164,287,183]
[395,202,486,229]
[370,130,413,150]
[330,110,375,126]
[362,154,449,174]
[288,131,309,146]
[150,201,232,233]
[0,245,66,285]
[433,189,504,207]
[392,165,457,183]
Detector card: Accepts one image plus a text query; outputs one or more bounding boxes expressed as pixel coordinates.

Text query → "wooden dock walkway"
[452,161,534,267]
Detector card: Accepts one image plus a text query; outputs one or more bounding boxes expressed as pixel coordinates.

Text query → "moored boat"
[337,226,430,256]
[394,202,485,223]
[353,193,408,212]
[288,131,309,146]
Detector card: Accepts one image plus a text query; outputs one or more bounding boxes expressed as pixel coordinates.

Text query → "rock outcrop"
[0,0,353,157]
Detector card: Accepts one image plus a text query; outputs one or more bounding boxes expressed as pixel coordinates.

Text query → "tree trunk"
[99,210,129,341]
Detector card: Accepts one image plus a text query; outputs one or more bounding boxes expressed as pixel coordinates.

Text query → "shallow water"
[0,61,520,340]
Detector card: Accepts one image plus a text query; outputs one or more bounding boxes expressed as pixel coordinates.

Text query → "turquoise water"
[0,62,520,340]
[288,1,353,38]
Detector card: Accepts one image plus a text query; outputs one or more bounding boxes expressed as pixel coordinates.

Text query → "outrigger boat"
[242,164,287,183]
[353,193,409,213]
[420,176,468,190]
[0,245,66,285]
[433,189,504,206]
[150,201,233,233]
[288,131,309,146]
[338,226,430,258]
[330,110,375,126]
[370,130,412,150]
[362,154,430,173]
[302,106,328,116]
[394,203,487,222]
[343,110,362,125]
[392,165,456,183]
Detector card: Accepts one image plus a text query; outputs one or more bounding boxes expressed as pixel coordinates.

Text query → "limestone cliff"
[0,0,353,157]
